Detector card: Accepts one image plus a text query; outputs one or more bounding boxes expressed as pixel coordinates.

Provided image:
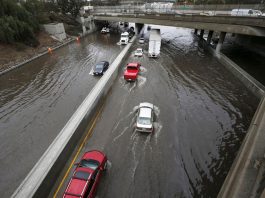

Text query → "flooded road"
[53,26,258,198]
[221,35,265,86]
[0,32,123,197]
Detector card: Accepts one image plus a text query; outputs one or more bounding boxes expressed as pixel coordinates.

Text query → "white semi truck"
[148,29,161,58]
[120,32,129,45]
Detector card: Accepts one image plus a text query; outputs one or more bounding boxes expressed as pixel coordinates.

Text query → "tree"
[0,0,39,46]
[57,0,83,17]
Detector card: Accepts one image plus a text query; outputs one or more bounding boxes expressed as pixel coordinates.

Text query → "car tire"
[104,161,108,170]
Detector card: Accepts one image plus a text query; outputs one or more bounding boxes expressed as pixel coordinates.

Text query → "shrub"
[0,0,39,46]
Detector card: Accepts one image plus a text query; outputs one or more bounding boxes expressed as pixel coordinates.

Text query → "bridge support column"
[199,29,204,39]
[194,29,198,35]
[216,32,226,55]
[135,23,144,35]
[207,31,213,44]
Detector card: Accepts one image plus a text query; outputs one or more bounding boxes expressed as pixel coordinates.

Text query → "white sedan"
[101,27,110,33]
[134,48,143,57]
[136,102,154,133]
[139,37,145,44]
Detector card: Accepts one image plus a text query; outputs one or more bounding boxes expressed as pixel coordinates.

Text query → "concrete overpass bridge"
[93,11,265,54]
[93,13,265,36]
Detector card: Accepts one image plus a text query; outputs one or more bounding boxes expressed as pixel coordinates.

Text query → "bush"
[0,0,39,46]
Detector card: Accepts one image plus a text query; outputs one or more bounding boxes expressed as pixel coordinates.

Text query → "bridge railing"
[90,4,265,17]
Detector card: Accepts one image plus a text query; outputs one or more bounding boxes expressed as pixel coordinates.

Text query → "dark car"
[93,61,109,76]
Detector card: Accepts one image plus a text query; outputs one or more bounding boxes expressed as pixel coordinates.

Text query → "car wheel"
[104,161,108,170]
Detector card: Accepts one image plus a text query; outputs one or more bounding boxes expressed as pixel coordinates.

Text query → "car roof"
[139,107,152,118]
[64,169,92,197]
[136,48,143,50]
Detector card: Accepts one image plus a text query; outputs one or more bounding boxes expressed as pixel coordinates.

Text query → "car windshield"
[140,38,144,40]
[79,159,100,170]
[121,35,127,38]
[136,49,142,53]
[74,171,91,180]
[95,63,104,70]
[137,116,151,125]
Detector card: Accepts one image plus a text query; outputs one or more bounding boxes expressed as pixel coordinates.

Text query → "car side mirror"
[100,167,104,171]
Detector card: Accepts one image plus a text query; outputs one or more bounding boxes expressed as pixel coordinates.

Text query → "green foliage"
[0,0,39,46]
[57,0,83,17]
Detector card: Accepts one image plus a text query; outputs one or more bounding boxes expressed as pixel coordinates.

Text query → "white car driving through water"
[134,48,143,57]
[136,102,154,133]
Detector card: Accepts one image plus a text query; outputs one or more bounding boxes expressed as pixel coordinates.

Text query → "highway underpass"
[49,25,258,198]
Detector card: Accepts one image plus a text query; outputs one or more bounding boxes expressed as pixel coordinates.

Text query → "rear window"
[127,66,137,70]
[74,171,90,180]
[137,116,151,125]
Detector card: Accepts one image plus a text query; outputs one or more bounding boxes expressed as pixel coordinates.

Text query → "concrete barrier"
[11,36,136,198]
[0,38,74,77]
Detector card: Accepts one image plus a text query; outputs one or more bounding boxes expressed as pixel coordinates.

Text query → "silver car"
[136,102,154,133]
[139,37,145,44]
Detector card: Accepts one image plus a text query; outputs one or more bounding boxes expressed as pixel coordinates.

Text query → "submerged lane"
[0,32,123,197]
[54,26,258,197]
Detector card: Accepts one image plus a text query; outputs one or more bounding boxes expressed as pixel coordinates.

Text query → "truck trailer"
[148,29,161,58]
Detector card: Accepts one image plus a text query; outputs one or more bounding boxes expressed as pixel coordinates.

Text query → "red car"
[63,150,107,198]
[124,62,141,81]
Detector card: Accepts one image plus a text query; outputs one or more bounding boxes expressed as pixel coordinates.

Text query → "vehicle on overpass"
[120,32,129,45]
[136,102,154,133]
[148,29,161,58]
[134,48,143,57]
[231,9,262,17]
[124,62,141,81]
[93,61,109,76]
[63,150,107,198]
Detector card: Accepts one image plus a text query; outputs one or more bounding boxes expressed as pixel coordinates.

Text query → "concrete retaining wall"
[11,36,136,198]
[207,46,265,99]
[43,23,67,41]
[218,95,265,198]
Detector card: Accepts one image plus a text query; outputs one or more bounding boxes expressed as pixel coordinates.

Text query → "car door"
[104,62,108,72]
[89,169,101,198]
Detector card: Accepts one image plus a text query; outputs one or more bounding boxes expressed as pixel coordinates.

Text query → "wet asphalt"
[0,32,124,197]
[51,26,258,198]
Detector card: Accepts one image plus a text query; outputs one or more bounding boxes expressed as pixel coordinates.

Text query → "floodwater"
[221,35,265,86]
[53,26,259,198]
[0,31,123,197]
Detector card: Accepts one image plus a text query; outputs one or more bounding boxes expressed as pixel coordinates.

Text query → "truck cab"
[124,62,141,81]
[120,32,129,45]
